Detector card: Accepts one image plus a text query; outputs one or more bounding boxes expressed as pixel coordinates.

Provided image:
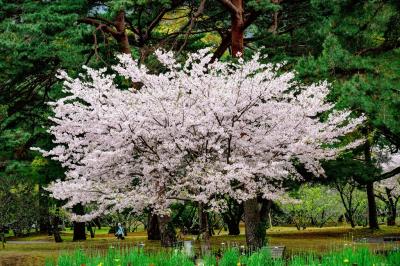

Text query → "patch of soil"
[0,254,44,266]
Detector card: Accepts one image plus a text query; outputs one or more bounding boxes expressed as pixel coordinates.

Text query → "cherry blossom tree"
[34,49,364,247]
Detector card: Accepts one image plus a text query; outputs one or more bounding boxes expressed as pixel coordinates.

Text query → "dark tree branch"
[78,18,118,37]
[378,126,400,148]
[356,42,400,56]
[210,33,231,63]
[145,8,169,39]
[376,166,400,182]
[176,0,207,54]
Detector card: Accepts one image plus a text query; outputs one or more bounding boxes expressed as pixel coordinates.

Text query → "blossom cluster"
[34,49,364,220]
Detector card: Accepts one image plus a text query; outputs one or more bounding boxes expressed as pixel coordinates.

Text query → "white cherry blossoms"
[34,49,365,221]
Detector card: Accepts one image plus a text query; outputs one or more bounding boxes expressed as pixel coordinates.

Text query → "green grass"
[1,225,400,265]
[46,247,195,266]
[45,246,400,266]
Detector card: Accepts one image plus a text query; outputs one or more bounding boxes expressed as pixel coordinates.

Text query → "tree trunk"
[72,204,86,241]
[336,182,357,228]
[157,215,176,247]
[386,188,397,226]
[1,227,5,248]
[147,213,161,240]
[345,213,356,228]
[222,199,243,235]
[227,219,241,235]
[387,210,396,226]
[268,209,273,228]
[231,0,244,57]
[114,10,131,54]
[243,198,265,249]
[364,131,379,230]
[198,203,211,252]
[53,210,63,243]
[366,182,379,229]
[87,222,95,238]
[94,217,102,230]
[38,185,51,234]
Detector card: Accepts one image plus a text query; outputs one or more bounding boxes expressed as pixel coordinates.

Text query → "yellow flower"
[97,263,103,266]
[237,262,241,266]
[343,259,349,263]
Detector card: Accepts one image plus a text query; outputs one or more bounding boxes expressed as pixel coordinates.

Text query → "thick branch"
[376,166,400,182]
[80,10,131,55]
[78,18,118,37]
[144,8,169,41]
[217,0,240,14]
[356,42,400,56]
[210,34,231,63]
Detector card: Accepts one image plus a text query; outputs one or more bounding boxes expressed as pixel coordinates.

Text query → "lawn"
[1,225,400,266]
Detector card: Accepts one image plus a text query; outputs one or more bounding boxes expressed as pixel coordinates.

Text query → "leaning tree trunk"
[244,198,265,249]
[72,204,86,241]
[147,213,161,240]
[157,215,176,247]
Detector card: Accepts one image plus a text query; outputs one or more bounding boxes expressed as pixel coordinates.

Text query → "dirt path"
[5,241,53,244]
